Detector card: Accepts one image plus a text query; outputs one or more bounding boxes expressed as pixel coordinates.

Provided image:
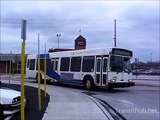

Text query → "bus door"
[96,57,108,86]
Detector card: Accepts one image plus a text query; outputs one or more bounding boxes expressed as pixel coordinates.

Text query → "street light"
[150,53,153,62]
[56,34,61,48]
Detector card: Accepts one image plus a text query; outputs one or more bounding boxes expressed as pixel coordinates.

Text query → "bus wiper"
[124,69,131,74]
[116,70,122,74]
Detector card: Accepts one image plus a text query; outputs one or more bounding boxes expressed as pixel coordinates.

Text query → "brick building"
[48,35,86,52]
[0,54,26,73]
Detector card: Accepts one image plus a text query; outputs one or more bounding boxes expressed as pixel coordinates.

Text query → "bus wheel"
[36,74,43,83]
[84,79,94,90]
[107,86,114,90]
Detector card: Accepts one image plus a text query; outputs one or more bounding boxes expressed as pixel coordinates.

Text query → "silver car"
[0,86,26,116]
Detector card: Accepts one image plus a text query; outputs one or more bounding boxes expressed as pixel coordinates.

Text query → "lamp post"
[113,19,117,47]
[150,53,153,62]
[56,34,61,48]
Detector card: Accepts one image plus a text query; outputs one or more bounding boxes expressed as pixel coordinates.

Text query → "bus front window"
[110,55,123,72]
[124,57,132,73]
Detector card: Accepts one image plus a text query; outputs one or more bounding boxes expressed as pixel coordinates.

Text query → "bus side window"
[52,61,55,70]
[29,59,35,70]
[103,59,108,72]
[46,58,53,70]
[40,59,44,71]
[60,57,70,71]
[36,59,38,70]
[82,56,94,72]
[27,60,30,68]
[71,57,81,72]
[52,59,58,71]
[55,61,58,71]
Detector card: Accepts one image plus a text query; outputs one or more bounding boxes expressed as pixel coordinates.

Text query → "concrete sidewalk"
[42,85,114,120]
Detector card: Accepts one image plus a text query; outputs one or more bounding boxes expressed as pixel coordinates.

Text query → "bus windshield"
[123,57,132,73]
[110,55,132,73]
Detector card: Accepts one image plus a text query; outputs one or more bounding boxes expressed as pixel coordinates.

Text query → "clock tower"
[75,35,86,50]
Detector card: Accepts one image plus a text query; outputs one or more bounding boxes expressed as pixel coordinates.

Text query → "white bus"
[26,48,135,90]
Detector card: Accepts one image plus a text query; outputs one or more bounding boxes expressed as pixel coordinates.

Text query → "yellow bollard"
[38,57,42,110]
[37,33,41,110]
[44,43,47,97]
[21,41,25,120]
[21,19,26,120]
[9,60,11,84]
[44,57,47,97]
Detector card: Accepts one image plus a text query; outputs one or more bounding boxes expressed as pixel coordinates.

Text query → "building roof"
[0,54,22,62]
[132,61,160,65]
[75,35,86,41]
[48,48,75,53]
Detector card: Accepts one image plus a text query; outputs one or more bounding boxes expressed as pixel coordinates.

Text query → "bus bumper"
[108,82,135,88]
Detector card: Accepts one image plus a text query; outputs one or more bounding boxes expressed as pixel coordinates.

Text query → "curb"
[135,83,160,87]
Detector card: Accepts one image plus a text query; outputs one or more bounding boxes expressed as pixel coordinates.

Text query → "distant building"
[48,35,86,52]
[74,35,86,50]
[131,61,160,70]
[0,54,27,73]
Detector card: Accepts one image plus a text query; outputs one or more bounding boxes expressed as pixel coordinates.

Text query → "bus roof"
[49,48,112,58]
[27,47,132,59]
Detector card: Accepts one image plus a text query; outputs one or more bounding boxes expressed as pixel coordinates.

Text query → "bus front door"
[96,57,108,87]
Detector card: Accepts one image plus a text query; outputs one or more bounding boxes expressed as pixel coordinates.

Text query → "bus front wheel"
[84,79,95,90]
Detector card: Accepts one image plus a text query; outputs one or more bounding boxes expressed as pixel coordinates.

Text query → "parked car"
[132,70,141,75]
[146,70,160,75]
[0,81,26,117]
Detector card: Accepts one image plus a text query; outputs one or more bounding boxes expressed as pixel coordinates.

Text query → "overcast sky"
[0,0,159,62]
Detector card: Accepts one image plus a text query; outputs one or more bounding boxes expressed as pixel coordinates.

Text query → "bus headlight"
[128,79,133,82]
[110,79,116,82]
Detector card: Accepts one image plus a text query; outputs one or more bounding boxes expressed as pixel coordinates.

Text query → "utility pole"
[113,19,117,47]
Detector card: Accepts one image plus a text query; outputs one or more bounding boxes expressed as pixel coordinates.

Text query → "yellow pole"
[44,55,47,97]
[38,58,41,110]
[12,65,14,76]
[21,41,25,120]
[38,33,41,110]
[44,43,47,97]
[21,19,26,120]
[9,60,11,84]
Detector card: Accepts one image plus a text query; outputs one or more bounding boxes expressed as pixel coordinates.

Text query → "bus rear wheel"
[36,74,43,83]
[84,79,95,90]
[107,86,114,90]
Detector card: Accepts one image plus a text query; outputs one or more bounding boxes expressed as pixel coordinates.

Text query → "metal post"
[9,51,12,84]
[44,43,47,97]
[21,19,26,120]
[21,41,25,120]
[150,53,153,62]
[56,34,61,48]
[0,27,1,80]
[114,19,117,47]
[38,33,42,110]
